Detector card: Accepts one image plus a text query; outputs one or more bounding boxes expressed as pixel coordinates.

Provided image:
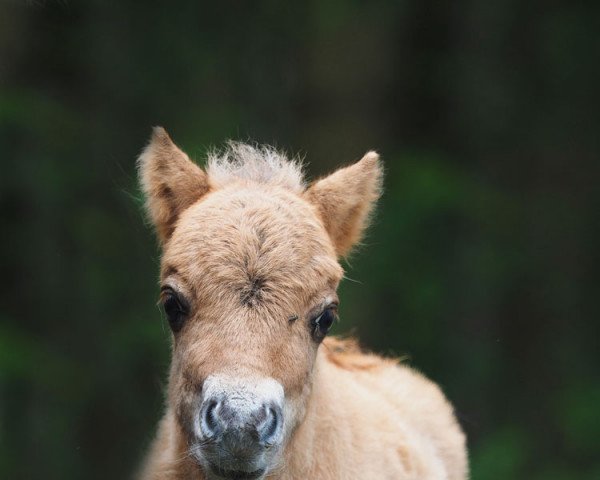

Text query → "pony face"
[162,187,342,476]
[138,129,381,480]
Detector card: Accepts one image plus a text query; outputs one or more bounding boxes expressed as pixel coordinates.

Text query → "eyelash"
[310,305,338,340]
[160,287,188,333]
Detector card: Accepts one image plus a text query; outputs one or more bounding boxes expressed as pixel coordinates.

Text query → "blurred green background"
[1,1,599,479]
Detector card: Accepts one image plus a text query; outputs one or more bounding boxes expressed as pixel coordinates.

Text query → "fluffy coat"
[137,128,468,480]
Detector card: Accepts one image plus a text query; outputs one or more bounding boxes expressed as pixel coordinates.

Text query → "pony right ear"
[305,152,383,257]
[138,127,210,243]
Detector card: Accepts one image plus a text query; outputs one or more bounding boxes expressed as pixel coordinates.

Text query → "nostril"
[258,404,282,447]
[264,407,278,439]
[200,399,221,439]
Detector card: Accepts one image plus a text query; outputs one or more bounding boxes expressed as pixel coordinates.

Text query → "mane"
[323,337,400,371]
[206,141,305,192]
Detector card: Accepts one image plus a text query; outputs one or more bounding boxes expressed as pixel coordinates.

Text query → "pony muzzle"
[193,375,285,478]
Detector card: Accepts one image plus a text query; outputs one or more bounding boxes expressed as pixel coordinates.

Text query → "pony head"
[138,128,382,479]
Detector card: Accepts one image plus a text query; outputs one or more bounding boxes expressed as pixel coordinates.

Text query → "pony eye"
[311,307,338,340]
[161,289,188,333]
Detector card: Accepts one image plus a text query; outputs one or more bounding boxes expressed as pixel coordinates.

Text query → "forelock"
[206,141,305,192]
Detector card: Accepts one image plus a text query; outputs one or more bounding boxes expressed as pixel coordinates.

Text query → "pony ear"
[138,127,210,243]
[305,152,383,257]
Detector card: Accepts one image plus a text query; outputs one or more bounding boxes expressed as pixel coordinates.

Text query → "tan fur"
[305,152,383,257]
[137,129,468,480]
[138,127,211,243]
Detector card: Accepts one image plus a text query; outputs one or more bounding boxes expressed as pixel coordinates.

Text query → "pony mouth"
[208,463,266,480]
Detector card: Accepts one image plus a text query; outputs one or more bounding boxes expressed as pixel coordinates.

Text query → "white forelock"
[206,142,305,192]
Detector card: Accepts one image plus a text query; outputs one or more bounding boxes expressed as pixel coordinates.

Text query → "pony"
[136,128,468,480]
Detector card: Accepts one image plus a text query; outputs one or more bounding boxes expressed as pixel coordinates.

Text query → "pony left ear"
[305,152,383,257]
[138,127,210,244]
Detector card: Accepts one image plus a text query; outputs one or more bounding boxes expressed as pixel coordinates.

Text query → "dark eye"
[311,307,338,341]
[161,288,188,333]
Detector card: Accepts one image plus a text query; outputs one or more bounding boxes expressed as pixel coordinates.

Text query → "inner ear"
[305,152,383,257]
[138,127,210,243]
